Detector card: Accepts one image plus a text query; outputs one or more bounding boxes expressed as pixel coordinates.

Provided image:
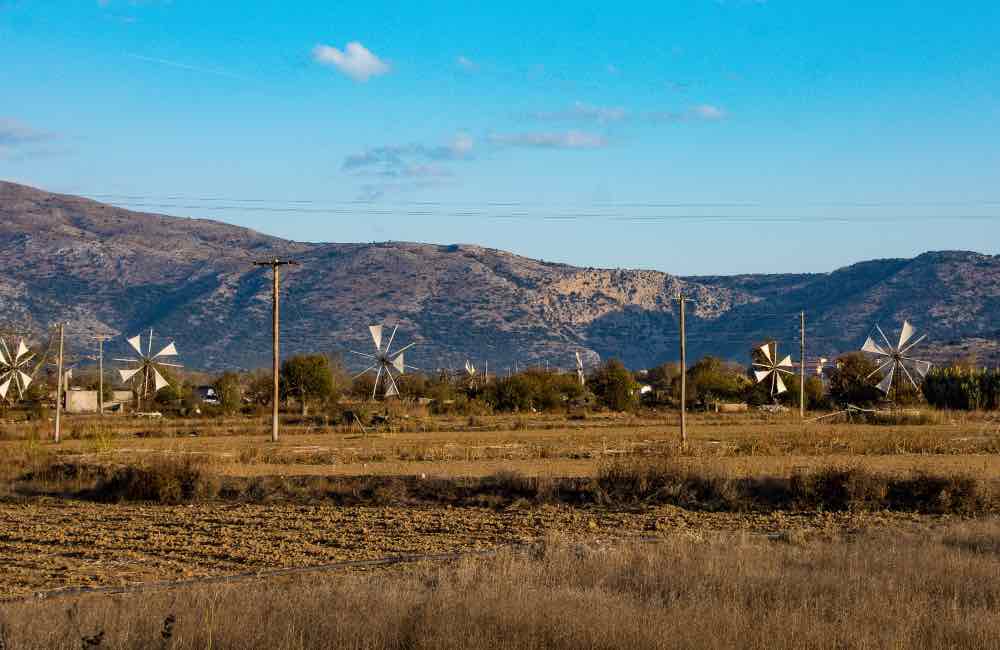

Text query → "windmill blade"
[867,357,894,379]
[0,378,10,400]
[900,334,927,355]
[777,354,794,369]
[384,325,399,355]
[876,364,896,394]
[372,365,384,400]
[875,324,895,353]
[758,343,773,364]
[369,325,383,351]
[351,350,377,360]
[119,367,142,383]
[898,361,919,390]
[897,321,916,349]
[0,340,9,366]
[391,342,417,358]
[127,335,144,356]
[385,371,401,398]
[14,340,29,362]
[754,369,772,383]
[353,364,378,379]
[861,336,887,356]
[392,353,406,374]
[17,371,32,391]
[153,368,170,392]
[575,352,583,369]
[910,359,932,378]
[155,362,184,368]
[155,342,178,358]
[775,373,788,395]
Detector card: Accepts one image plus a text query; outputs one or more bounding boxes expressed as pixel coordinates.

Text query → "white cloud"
[313,41,390,82]
[456,55,478,71]
[489,130,607,149]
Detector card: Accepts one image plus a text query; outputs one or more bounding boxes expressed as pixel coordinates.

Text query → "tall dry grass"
[3,522,1000,648]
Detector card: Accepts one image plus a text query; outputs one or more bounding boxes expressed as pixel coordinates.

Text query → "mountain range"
[2,180,998,372]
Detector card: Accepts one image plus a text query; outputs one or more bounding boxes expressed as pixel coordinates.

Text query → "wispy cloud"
[456,55,478,71]
[0,118,58,159]
[313,41,390,82]
[527,102,627,124]
[691,104,725,120]
[489,130,607,149]
[125,53,249,80]
[526,102,726,126]
[343,134,472,198]
[343,133,474,175]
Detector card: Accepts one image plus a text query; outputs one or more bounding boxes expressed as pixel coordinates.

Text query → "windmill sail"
[352,323,417,400]
[752,341,795,397]
[860,320,931,396]
[117,332,182,400]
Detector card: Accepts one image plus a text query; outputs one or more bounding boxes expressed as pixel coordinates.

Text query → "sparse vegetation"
[5,523,1000,649]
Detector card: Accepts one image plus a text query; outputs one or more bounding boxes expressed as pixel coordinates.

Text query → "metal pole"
[272,264,280,443]
[54,324,64,443]
[800,310,806,419]
[679,292,687,446]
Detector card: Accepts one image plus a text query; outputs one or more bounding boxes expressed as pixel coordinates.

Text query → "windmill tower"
[752,341,795,399]
[351,324,417,400]
[115,330,182,411]
[861,320,931,399]
[575,352,586,387]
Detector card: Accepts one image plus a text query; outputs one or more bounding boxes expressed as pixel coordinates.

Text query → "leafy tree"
[588,359,638,411]
[783,374,828,410]
[685,356,751,406]
[827,352,883,407]
[280,355,336,414]
[246,370,273,407]
[213,371,243,415]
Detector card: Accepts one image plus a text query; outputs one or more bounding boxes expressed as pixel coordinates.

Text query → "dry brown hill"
[2,180,997,371]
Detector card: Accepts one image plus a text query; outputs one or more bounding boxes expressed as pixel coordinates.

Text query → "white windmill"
[575,352,586,387]
[115,330,182,406]
[752,341,795,397]
[861,320,931,395]
[464,359,478,388]
[351,324,417,400]
[0,338,35,403]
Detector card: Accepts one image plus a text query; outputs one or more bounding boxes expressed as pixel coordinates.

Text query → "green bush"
[923,367,1000,410]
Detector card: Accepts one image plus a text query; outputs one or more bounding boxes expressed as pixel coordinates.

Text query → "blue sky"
[1,0,998,274]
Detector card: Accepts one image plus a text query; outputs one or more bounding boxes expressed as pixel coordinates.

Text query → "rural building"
[64,389,134,414]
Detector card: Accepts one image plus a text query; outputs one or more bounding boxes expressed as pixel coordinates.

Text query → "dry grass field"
[4,522,1000,649]
[2,409,1000,647]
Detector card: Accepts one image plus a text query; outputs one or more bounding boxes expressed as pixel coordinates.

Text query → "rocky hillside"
[1,180,997,371]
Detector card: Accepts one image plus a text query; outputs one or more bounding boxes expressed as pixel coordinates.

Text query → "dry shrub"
[89,455,219,504]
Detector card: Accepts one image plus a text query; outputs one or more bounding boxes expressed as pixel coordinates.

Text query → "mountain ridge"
[2,180,997,371]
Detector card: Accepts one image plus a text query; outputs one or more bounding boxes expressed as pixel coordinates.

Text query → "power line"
[96,199,1000,224]
[80,193,1000,209]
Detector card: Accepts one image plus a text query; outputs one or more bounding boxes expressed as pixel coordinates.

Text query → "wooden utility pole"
[54,323,64,443]
[94,335,110,416]
[253,258,299,442]
[799,311,806,419]
[674,291,688,446]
